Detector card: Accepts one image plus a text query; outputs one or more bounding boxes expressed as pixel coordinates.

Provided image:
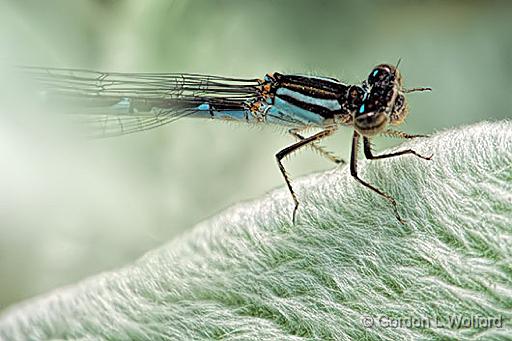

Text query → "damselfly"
[24,63,432,224]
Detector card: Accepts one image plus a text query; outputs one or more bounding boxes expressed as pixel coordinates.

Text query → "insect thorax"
[247,72,366,127]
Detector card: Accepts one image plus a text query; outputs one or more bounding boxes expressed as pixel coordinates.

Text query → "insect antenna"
[403,87,432,93]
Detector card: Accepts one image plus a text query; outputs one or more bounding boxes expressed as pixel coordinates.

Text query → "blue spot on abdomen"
[197,103,210,111]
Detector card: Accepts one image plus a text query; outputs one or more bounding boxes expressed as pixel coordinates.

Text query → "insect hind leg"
[288,128,345,165]
[276,128,336,224]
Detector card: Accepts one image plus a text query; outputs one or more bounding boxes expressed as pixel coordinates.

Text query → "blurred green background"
[0,0,511,310]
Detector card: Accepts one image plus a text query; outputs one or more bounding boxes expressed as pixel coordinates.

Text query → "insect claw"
[292,203,299,225]
[397,216,407,225]
[389,198,406,224]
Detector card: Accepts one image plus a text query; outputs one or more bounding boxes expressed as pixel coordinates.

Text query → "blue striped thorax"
[256,72,365,127]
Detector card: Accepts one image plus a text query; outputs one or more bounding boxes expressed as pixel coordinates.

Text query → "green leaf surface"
[1,121,511,340]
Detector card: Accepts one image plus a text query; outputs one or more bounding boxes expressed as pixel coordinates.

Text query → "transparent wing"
[22,66,262,137]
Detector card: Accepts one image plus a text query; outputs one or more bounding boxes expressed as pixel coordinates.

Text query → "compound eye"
[368,65,394,85]
[367,69,379,84]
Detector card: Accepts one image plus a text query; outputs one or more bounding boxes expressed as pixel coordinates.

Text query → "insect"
[24,63,432,224]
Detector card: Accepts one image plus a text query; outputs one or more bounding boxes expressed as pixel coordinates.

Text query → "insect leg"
[288,128,345,164]
[383,129,429,139]
[277,129,336,224]
[363,136,432,161]
[350,131,405,224]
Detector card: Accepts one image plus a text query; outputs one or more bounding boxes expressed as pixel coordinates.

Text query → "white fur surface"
[0,121,511,340]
